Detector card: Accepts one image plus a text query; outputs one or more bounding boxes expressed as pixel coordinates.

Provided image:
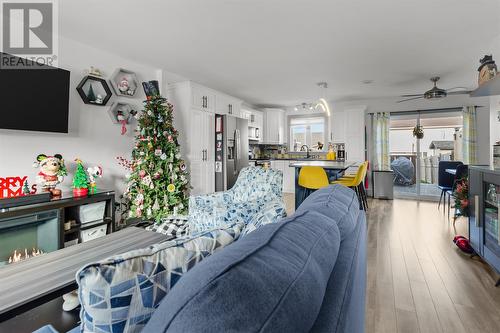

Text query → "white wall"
[487,35,500,162]
[0,36,185,198]
[490,95,500,151]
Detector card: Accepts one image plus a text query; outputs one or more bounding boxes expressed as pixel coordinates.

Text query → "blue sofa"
[144,184,366,333]
[35,185,366,333]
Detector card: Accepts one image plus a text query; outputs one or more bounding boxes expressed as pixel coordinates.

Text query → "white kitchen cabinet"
[269,160,293,193]
[264,108,285,144]
[189,109,215,195]
[168,81,219,195]
[283,161,296,194]
[331,109,346,143]
[191,84,215,113]
[240,109,250,120]
[243,108,264,142]
[216,94,242,117]
[328,107,366,162]
[344,107,366,162]
[252,111,264,128]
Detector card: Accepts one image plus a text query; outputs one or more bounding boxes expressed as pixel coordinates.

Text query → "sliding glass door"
[390,115,419,198]
[390,111,463,201]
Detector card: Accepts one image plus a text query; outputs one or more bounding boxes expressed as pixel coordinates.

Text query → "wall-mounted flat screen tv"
[0,53,70,133]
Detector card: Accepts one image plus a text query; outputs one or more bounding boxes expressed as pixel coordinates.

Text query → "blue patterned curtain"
[373,112,390,170]
[462,106,477,164]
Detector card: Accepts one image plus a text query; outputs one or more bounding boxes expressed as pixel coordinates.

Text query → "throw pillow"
[76,222,243,333]
[145,215,189,237]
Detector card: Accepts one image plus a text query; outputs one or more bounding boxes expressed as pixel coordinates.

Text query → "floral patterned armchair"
[188,167,287,233]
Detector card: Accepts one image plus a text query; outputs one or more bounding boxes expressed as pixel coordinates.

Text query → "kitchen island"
[290,160,358,209]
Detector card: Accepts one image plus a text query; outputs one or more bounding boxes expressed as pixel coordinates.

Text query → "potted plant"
[72,158,89,197]
[453,177,469,217]
[413,125,424,139]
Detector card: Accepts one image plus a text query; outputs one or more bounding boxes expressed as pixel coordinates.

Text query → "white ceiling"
[60,0,500,106]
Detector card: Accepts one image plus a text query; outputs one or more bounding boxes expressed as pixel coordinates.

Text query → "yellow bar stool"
[338,161,368,180]
[298,166,329,189]
[332,162,368,210]
[298,166,330,203]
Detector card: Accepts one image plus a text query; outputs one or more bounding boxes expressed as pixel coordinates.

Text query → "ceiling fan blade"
[400,94,424,97]
[397,96,425,103]
[446,86,469,91]
[447,90,472,95]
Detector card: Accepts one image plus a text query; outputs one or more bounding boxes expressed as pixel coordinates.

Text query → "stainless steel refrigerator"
[215,114,249,191]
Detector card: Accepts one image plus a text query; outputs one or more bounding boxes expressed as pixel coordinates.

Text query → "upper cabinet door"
[331,110,346,143]
[264,109,285,144]
[216,94,241,117]
[192,85,215,112]
[215,94,229,115]
[344,107,366,161]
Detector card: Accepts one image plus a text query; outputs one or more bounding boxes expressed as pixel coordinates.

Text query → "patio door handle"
[475,195,479,227]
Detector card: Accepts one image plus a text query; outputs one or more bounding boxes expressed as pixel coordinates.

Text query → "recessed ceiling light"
[362,80,374,84]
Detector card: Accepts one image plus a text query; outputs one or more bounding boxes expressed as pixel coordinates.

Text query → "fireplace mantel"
[0,190,116,258]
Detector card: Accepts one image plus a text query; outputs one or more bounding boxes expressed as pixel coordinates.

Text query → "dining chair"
[437,161,463,211]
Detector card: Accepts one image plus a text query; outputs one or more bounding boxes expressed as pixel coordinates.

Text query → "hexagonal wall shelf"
[76,75,112,106]
[109,68,139,97]
[107,102,136,124]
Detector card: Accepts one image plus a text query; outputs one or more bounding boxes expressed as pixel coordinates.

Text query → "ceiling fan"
[397,76,471,103]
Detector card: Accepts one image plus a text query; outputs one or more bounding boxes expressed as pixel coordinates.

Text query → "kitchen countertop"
[289,160,357,169]
[250,158,329,161]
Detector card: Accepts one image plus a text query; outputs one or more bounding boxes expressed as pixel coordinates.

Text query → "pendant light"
[315,82,331,117]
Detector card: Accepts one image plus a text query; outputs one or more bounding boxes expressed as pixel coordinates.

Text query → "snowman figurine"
[116,110,128,135]
[95,94,103,104]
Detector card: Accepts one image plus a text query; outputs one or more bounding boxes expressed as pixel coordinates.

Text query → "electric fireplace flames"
[8,248,44,264]
[0,209,59,268]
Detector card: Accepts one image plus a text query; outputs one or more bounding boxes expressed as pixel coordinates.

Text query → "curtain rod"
[367,106,483,116]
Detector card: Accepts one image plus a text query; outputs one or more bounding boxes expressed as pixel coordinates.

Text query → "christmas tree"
[73,159,89,189]
[122,87,189,221]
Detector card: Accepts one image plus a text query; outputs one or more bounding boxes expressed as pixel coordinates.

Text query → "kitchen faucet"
[300,145,311,159]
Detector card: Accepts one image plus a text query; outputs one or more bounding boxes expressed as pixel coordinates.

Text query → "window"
[289,116,326,152]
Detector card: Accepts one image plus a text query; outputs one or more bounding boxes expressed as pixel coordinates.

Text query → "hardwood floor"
[283,194,500,333]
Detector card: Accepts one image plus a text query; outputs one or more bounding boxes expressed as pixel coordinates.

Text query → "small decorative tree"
[22,180,30,195]
[87,84,96,102]
[73,159,89,197]
[120,81,189,222]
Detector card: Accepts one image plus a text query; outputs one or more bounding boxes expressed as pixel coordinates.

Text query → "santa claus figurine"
[33,154,67,196]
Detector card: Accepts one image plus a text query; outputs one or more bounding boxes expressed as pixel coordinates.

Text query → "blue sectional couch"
[35,185,366,333]
[144,184,366,333]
